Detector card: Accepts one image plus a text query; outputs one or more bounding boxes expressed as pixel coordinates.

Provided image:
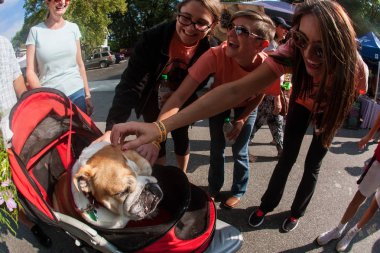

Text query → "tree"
[339,0,380,37]
[12,0,126,54]
[108,0,179,51]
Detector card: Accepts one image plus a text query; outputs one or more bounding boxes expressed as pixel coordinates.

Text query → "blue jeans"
[208,108,257,198]
[68,88,87,113]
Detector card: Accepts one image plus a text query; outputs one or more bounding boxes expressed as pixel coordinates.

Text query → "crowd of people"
[1,0,378,251]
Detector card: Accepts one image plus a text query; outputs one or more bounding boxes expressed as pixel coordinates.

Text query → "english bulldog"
[53,141,163,229]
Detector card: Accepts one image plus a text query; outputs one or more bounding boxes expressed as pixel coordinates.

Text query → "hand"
[110,122,160,150]
[85,97,94,116]
[358,135,371,149]
[136,143,160,165]
[228,119,244,140]
[93,131,111,143]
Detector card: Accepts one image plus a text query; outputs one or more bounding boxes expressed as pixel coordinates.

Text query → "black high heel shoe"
[31,224,52,248]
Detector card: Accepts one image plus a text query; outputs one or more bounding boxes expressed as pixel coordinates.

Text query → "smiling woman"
[25,0,94,116]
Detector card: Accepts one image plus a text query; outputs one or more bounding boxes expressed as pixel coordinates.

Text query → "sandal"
[222,196,241,209]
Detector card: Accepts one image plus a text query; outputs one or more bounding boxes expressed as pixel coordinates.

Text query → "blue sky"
[0,0,25,40]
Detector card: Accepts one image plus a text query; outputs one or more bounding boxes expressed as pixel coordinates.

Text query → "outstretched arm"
[111,63,278,149]
[358,111,380,149]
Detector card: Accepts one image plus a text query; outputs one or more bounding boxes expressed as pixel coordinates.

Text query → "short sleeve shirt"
[188,41,280,108]
[26,21,83,96]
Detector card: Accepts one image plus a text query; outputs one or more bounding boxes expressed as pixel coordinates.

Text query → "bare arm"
[111,62,278,149]
[158,75,200,121]
[13,75,27,98]
[25,44,41,88]
[162,63,277,132]
[358,111,380,149]
[76,41,90,97]
[76,41,93,115]
[227,94,265,140]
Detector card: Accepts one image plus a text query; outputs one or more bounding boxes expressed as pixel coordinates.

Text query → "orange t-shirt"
[188,41,280,108]
[163,33,199,73]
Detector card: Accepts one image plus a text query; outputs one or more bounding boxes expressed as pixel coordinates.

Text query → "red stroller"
[8,88,242,252]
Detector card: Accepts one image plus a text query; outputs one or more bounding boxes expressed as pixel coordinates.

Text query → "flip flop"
[222,196,241,209]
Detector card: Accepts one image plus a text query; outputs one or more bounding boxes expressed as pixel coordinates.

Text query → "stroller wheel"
[31,224,52,248]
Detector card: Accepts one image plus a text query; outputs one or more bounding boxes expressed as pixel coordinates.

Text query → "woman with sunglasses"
[25,0,93,116]
[98,0,220,172]
[156,10,278,209]
[110,0,368,232]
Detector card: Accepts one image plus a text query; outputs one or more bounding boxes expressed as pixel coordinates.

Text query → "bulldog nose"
[145,183,163,200]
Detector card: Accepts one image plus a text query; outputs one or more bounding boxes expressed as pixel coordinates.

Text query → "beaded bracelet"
[151,141,161,151]
[153,121,167,143]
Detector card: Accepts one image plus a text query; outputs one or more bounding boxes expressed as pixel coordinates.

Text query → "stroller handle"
[53,211,123,253]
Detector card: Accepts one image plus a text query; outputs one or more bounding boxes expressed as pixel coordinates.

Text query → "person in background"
[316,110,380,252]
[109,0,368,233]
[97,0,221,172]
[250,16,291,158]
[157,10,278,208]
[26,0,93,116]
[0,5,51,245]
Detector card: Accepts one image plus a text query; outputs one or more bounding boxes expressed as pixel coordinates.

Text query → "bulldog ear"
[73,165,94,193]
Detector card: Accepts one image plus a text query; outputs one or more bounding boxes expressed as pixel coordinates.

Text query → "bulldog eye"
[114,187,130,197]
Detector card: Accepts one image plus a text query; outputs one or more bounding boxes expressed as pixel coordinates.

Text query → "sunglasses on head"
[227,24,264,40]
[291,29,324,60]
[176,13,212,32]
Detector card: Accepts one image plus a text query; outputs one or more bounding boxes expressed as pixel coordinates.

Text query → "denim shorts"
[68,88,87,113]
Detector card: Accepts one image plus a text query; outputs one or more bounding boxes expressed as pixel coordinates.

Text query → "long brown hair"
[290,0,358,147]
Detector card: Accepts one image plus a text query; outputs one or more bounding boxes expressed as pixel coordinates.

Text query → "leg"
[290,130,328,218]
[340,191,366,224]
[267,112,284,154]
[171,125,190,172]
[208,111,230,197]
[357,196,379,229]
[260,103,311,213]
[230,108,257,197]
[251,96,270,139]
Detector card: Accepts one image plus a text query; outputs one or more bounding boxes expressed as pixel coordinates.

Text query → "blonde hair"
[230,10,276,41]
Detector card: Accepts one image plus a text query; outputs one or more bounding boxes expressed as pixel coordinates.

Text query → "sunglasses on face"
[177,13,212,32]
[291,30,324,60]
[227,24,264,40]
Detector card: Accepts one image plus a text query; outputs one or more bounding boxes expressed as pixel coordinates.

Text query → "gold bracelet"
[152,121,167,142]
[151,141,161,151]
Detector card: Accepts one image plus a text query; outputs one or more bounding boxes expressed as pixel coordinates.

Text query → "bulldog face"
[73,144,163,221]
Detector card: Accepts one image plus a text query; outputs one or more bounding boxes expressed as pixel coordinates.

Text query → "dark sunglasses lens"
[314,46,323,59]
[293,32,306,48]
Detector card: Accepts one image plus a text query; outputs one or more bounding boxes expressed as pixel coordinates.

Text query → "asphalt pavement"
[1,62,380,252]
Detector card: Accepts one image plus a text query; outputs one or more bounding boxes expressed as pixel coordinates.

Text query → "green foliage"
[0,135,19,237]
[339,0,380,37]
[108,0,179,50]
[12,0,127,54]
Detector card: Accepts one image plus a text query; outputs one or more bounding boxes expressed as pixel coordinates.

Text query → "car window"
[101,52,109,57]
[94,53,100,59]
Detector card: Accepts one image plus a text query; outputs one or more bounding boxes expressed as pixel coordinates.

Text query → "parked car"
[85,51,115,69]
